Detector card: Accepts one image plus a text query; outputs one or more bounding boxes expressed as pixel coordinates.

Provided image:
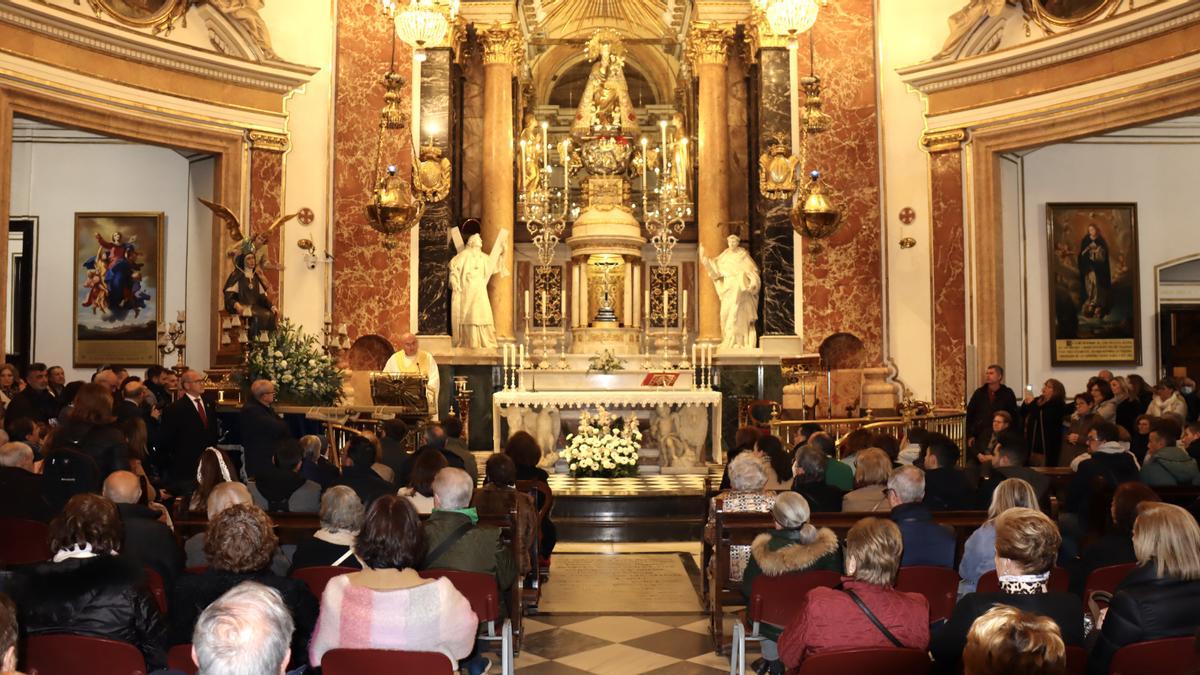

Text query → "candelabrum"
[639,119,692,267]
[322,320,351,358]
[641,288,689,370]
[500,343,525,390]
[157,311,187,368]
[451,376,472,439]
[519,122,571,272]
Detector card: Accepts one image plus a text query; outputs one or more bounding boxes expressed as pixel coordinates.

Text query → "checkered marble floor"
[512,614,730,674]
[543,471,719,497]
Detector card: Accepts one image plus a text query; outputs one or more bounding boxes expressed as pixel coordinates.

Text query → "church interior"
[2,0,1200,673]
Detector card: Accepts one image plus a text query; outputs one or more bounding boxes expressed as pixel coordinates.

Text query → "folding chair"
[728,570,841,675]
[1109,636,1199,675]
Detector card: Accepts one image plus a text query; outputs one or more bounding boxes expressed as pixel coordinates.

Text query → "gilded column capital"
[686,21,734,68]
[479,22,524,68]
[745,10,789,58]
[921,128,969,153]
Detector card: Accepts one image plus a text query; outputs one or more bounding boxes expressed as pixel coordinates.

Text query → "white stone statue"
[449,232,505,349]
[652,404,707,468]
[534,406,562,468]
[502,406,536,439]
[700,235,761,349]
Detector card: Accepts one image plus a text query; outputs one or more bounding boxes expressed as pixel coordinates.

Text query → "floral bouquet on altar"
[242,318,344,406]
[561,407,642,478]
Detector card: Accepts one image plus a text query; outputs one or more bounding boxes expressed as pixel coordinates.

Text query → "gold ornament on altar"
[790,170,842,253]
[415,141,452,203]
[759,133,801,201]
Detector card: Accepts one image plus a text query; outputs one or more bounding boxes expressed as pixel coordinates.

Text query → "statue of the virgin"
[570,29,640,139]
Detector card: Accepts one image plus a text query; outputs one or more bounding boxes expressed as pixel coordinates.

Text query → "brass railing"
[770,410,967,458]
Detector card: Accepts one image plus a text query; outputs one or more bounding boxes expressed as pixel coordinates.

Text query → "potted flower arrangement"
[242,318,344,406]
[561,407,642,478]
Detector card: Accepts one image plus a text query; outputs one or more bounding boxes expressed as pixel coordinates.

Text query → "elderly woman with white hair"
[741,492,841,675]
[288,485,365,574]
[705,452,778,583]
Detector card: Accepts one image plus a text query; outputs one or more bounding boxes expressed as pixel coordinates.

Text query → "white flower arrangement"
[560,407,642,478]
[242,318,344,406]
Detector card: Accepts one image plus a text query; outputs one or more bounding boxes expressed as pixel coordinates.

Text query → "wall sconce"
[898,206,917,249]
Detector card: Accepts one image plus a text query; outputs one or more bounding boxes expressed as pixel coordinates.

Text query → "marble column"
[479,24,522,341]
[750,48,796,336]
[416,49,457,336]
[925,130,969,409]
[688,23,733,343]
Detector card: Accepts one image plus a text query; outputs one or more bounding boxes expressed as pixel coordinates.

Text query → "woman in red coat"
[778,518,930,672]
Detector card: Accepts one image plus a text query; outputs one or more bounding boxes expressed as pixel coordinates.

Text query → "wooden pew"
[705,504,989,654]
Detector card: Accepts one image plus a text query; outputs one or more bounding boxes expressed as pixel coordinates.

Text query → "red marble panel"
[333,3,414,343]
[798,0,884,362]
[249,148,284,303]
[930,150,967,408]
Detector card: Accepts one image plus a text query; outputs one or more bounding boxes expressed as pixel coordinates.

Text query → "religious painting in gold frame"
[1029,0,1120,28]
[84,0,190,33]
[73,212,165,367]
[1047,203,1140,366]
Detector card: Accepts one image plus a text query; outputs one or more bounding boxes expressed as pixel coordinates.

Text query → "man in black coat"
[377,417,410,483]
[143,365,171,410]
[4,363,61,425]
[334,436,394,505]
[157,368,220,494]
[1064,421,1140,521]
[790,444,844,512]
[965,364,1019,451]
[920,433,974,511]
[0,442,52,521]
[239,379,292,479]
[974,434,1052,511]
[103,471,181,587]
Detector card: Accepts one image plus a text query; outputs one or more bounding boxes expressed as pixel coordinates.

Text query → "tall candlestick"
[541,290,548,320]
[659,119,668,176]
[541,121,549,173]
[640,137,648,193]
[561,288,567,322]
[681,289,687,324]
[662,290,669,329]
[644,289,650,326]
[524,290,531,320]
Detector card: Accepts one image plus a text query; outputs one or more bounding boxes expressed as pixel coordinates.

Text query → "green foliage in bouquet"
[242,318,344,406]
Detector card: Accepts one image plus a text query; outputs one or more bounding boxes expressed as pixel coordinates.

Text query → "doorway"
[5,217,35,370]
[1160,306,1200,381]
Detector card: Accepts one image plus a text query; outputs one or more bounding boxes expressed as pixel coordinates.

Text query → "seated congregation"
[0,363,1199,674]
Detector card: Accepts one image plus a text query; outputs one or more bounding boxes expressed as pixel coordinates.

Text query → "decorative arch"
[530,43,679,110]
[347,335,395,371]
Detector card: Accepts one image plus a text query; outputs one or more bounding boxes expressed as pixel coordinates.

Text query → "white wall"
[1011,141,1200,394]
[875,0,963,401]
[9,136,213,380]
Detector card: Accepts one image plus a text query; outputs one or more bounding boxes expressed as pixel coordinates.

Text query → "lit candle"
[662,290,669,327]
[541,291,548,320]
[659,119,669,176]
[640,137,648,193]
[644,289,650,323]
[561,288,567,321]
[681,289,687,324]
[541,121,549,173]
[524,290,531,320]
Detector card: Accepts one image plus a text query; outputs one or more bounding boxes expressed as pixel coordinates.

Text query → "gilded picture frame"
[1030,0,1121,28]
[84,0,190,33]
[1046,202,1141,366]
[73,212,165,367]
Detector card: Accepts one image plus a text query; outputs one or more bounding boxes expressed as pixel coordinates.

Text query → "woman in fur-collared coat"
[741,492,842,675]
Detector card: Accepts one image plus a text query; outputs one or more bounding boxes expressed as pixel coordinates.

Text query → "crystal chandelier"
[382,0,458,59]
[763,0,820,43]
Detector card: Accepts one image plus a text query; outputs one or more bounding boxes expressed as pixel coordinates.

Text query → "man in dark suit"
[965,364,1019,451]
[103,470,181,586]
[4,363,61,425]
[975,434,1052,511]
[921,433,974,511]
[158,368,220,494]
[334,436,394,505]
[144,365,170,410]
[0,442,52,521]
[378,417,410,483]
[240,379,291,479]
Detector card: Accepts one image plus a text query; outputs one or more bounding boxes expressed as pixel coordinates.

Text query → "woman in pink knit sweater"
[309,495,478,668]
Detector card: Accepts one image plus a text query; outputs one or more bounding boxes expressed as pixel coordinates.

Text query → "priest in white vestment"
[383,332,439,418]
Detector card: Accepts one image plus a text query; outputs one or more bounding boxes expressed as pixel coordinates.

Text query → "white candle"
[560,288,567,321]
[662,290,669,327]
[644,289,650,324]
[681,289,687,323]
[659,119,668,176]
[640,137,648,193]
[541,121,549,173]
[503,344,509,371]
[541,291,548,320]
[177,310,186,323]
[524,290,531,320]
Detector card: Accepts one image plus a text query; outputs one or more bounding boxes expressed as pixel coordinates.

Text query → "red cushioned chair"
[1083,563,1137,601]
[1065,645,1087,675]
[23,634,147,675]
[322,648,456,674]
[0,517,51,567]
[729,570,842,675]
[895,566,959,623]
[419,569,514,675]
[291,565,358,599]
[167,644,198,675]
[797,647,931,675]
[1109,636,1199,675]
[976,566,1069,594]
[142,567,168,615]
